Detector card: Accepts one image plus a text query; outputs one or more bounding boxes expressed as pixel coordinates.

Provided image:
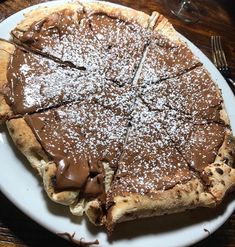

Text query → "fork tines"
[211,36,228,70]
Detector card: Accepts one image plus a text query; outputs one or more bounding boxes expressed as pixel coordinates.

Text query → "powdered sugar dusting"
[139,32,201,83]
[111,100,195,195]
[9,7,226,199]
[29,101,129,169]
[139,66,222,121]
[9,49,106,113]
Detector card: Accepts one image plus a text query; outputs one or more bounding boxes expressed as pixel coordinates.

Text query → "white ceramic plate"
[0,1,234,247]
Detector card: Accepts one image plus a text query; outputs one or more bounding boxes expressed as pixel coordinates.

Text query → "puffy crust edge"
[81,0,150,28]
[14,3,84,32]
[204,163,235,203]
[151,11,181,43]
[14,0,151,37]
[0,40,15,123]
[204,132,235,202]
[6,118,78,205]
[106,178,216,232]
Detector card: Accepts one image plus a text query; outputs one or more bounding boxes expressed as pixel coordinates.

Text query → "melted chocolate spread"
[25,101,129,200]
[5,7,227,212]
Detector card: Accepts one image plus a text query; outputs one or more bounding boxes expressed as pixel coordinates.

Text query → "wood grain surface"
[0,0,235,246]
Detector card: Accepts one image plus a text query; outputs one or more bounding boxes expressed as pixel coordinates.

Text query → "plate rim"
[0,1,234,247]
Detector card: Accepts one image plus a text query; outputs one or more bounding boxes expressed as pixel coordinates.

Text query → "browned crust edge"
[81,0,150,28]
[0,40,15,123]
[15,3,84,32]
[6,118,79,205]
[106,178,216,232]
[106,130,235,230]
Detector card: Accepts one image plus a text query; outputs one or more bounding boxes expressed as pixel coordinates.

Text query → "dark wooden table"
[0,0,234,246]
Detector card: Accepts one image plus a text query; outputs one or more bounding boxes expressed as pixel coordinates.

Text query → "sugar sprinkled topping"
[139,33,201,83]
[9,8,226,198]
[20,9,150,85]
[111,100,195,195]
[27,101,129,169]
[8,49,106,114]
[139,66,222,121]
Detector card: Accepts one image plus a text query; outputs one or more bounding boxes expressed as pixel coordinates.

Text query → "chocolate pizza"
[0,1,234,235]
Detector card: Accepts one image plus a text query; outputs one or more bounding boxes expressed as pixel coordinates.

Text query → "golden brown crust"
[151,12,182,43]
[203,132,235,202]
[6,118,79,205]
[0,95,12,124]
[14,3,83,32]
[106,178,216,231]
[215,130,235,166]
[220,104,230,126]
[204,163,235,203]
[85,199,105,225]
[7,118,49,171]
[0,40,15,123]
[81,0,150,28]
[148,11,161,30]
[0,40,14,89]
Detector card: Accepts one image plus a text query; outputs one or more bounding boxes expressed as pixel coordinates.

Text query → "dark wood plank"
[0,0,235,246]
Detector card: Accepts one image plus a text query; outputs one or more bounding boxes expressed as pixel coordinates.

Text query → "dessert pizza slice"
[138,12,201,85]
[12,1,151,86]
[12,2,109,73]
[6,100,130,224]
[0,38,138,124]
[82,1,151,85]
[106,101,217,232]
[0,40,107,121]
[138,32,201,84]
[138,66,225,123]
[159,109,235,203]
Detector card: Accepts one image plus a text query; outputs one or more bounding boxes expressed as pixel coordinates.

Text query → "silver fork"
[211,36,235,95]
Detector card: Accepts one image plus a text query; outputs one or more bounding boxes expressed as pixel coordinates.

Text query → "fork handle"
[225,77,235,95]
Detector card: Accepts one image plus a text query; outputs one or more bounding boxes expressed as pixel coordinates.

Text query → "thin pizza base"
[0,40,14,123]
[1,0,235,234]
